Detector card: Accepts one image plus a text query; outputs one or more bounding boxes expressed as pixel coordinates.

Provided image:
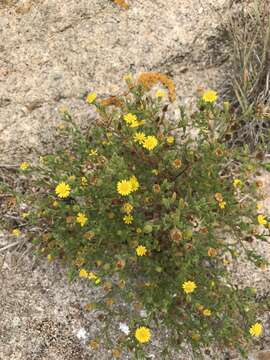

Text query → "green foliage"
[20,81,269,358]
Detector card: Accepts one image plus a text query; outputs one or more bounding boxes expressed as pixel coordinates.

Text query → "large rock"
[0,0,227,162]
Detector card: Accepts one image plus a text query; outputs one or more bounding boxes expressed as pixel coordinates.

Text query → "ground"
[0,0,227,162]
[0,0,269,359]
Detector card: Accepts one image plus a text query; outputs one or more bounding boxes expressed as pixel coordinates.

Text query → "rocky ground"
[0,0,269,359]
[0,0,228,163]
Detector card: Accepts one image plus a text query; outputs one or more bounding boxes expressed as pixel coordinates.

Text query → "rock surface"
[0,0,227,162]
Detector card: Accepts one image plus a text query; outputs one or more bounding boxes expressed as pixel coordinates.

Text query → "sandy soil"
[0,1,269,359]
[0,0,228,163]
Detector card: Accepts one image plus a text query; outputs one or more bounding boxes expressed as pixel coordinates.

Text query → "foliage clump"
[20,74,269,358]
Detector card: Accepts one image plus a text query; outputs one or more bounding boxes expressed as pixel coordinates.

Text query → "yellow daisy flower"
[166,136,174,145]
[143,136,158,150]
[135,326,151,343]
[117,180,132,196]
[136,245,147,256]
[79,268,89,278]
[12,229,21,237]
[182,281,197,294]
[123,113,137,125]
[123,73,133,82]
[202,89,218,103]
[233,178,243,187]
[55,182,71,198]
[129,175,139,192]
[156,89,166,98]
[76,212,88,227]
[249,323,263,337]
[123,214,133,224]
[258,214,267,225]
[81,177,88,186]
[134,132,146,145]
[20,162,29,170]
[129,119,140,128]
[89,149,98,156]
[219,201,226,209]
[86,92,97,104]
[88,271,97,280]
[122,202,133,214]
[202,309,212,316]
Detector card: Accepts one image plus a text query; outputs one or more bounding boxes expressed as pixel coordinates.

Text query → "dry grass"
[224,0,270,150]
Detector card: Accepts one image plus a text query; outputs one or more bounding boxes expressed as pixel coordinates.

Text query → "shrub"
[20,75,269,358]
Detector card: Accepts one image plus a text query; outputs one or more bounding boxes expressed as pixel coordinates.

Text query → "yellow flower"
[135,326,151,343]
[202,89,218,103]
[136,245,147,256]
[233,178,243,187]
[249,323,263,337]
[12,229,21,237]
[89,149,98,156]
[129,119,140,128]
[122,202,133,214]
[86,92,97,104]
[136,227,142,234]
[117,180,132,196]
[55,182,71,198]
[166,136,174,145]
[81,177,88,186]
[123,73,133,82]
[22,212,30,218]
[134,132,146,145]
[123,113,137,125]
[219,201,226,209]
[47,254,53,262]
[129,176,139,192]
[143,136,158,150]
[53,200,59,207]
[203,309,212,316]
[20,162,29,170]
[68,175,76,181]
[182,281,197,294]
[76,212,88,227]
[123,214,133,224]
[88,271,97,280]
[79,268,89,278]
[59,106,68,114]
[156,89,166,98]
[258,214,267,225]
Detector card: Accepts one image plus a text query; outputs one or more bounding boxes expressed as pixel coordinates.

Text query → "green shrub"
[20,75,269,358]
